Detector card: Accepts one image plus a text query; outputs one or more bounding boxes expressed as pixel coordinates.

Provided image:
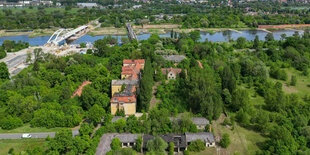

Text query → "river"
[0,29,304,46]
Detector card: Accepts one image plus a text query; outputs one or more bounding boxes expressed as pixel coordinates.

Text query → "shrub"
[187,139,205,152]
[220,133,231,148]
[169,142,175,155]
[290,75,297,86]
[184,150,189,155]
[111,137,121,150]
[0,116,23,130]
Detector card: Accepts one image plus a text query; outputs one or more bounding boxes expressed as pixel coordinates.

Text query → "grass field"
[0,7,80,14]
[0,139,47,155]
[269,67,310,97]
[192,114,266,155]
[0,124,65,134]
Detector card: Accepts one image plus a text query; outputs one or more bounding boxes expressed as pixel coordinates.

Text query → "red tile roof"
[71,81,92,98]
[161,67,182,75]
[197,60,203,68]
[123,59,145,65]
[111,96,136,103]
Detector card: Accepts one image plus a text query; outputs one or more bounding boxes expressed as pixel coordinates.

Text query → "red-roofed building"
[111,59,145,115]
[111,85,137,115]
[123,59,145,67]
[71,81,92,98]
[161,67,183,80]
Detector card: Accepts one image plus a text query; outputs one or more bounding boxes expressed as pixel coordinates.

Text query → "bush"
[187,139,205,152]
[111,137,121,150]
[184,150,189,155]
[290,75,297,86]
[169,142,175,155]
[220,133,231,148]
[0,116,23,130]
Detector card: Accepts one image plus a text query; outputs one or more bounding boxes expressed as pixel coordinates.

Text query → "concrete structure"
[77,3,98,8]
[46,25,89,46]
[96,132,215,154]
[162,55,187,65]
[110,85,137,115]
[185,132,215,147]
[161,67,182,80]
[114,134,142,148]
[169,117,210,130]
[111,80,139,96]
[111,59,145,115]
[126,24,138,41]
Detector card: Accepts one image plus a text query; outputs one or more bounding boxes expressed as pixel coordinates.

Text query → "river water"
[0,30,304,46]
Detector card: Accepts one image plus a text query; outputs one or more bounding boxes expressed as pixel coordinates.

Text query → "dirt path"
[150,82,162,109]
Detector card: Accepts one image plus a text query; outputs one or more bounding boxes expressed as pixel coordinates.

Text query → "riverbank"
[0,26,307,38]
[0,29,56,38]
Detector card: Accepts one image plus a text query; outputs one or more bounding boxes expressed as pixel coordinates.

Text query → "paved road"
[0,129,79,140]
[95,133,116,155]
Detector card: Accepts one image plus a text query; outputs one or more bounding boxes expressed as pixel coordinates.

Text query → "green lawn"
[192,114,266,155]
[269,67,310,97]
[0,124,65,134]
[0,139,48,155]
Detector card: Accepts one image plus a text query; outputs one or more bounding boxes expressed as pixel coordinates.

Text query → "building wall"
[124,103,136,115]
[197,125,205,130]
[111,103,118,115]
[206,142,215,147]
[111,102,136,115]
[111,85,122,96]
[167,71,176,79]
[121,74,130,79]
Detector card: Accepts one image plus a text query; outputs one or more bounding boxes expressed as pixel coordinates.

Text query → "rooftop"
[114,134,142,143]
[162,67,182,75]
[71,81,92,98]
[185,132,215,143]
[169,117,210,125]
[111,116,128,123]
[143,134,187,148]
[111,79,139,86]
[123,59,145,65]
[162,55,186,62]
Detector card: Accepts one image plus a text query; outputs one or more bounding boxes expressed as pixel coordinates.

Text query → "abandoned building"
[111,132,215,153]
[169,117,210,130]
[161,67,182,80]
[110,59,145,115]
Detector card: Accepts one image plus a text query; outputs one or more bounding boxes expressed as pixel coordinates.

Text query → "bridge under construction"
[46,25,89,46]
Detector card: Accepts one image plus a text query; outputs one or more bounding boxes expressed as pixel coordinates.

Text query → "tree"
[114,118,127,133]
[281,33,287,40]
[0,116,23,130]
[138,59,153,111]
[32,60,40,72]
[48,129,73,154]
[135,135,143,152]
[169,142,175,155]
[220,133,231,148]
[189,31,201,42]
[79,123,94,137]
[87,104,105,125]
[146,136,168,152]
[79,85,109,110]
[265,33,274,41]
[111,137,121,150]
[253,35,259,49]
[26,51,32,64]
[235,37,246,49]
[187,139,205,152]
[80,43,86,48]
[290,75,297,86]
[0,62,9,79]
